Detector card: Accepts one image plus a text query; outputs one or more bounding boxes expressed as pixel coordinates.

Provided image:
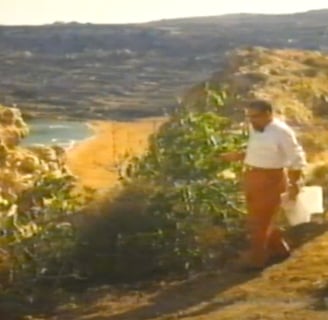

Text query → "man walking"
[221,100,307,270]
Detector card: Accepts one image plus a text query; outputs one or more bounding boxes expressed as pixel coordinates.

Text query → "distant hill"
[0,9,328,120]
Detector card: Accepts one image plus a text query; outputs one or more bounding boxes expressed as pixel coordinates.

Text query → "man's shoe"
[268,251,291,266]
[231,252,266,273]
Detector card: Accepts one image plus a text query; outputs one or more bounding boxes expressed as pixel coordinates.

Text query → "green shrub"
[0,172,91,289]
[75,95,247,283]
[0,91,247,287]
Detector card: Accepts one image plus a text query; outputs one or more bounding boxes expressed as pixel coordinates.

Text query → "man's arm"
[279,126,307,198]
[219,151,246,162]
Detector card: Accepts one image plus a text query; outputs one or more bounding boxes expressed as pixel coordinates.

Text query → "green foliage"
[129,110,245,181]
[0,171,92,288]
[0,90,247,287]
[0,105,96,295]
[77,92,247,282]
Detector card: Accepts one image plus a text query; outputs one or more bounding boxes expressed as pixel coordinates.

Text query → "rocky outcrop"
[0,106,29,148]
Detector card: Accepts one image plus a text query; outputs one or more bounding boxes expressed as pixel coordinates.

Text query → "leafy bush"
[0,105,95,290]
[0,93,247,287]
[0,171,91,289]
[76,96,248,282]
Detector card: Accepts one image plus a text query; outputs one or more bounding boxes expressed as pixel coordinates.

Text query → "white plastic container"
[281,186,324,226]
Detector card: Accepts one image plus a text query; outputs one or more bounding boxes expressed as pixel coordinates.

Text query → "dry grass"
[183,47,328,124]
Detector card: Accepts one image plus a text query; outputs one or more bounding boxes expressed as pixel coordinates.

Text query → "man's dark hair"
[246,99,273,113]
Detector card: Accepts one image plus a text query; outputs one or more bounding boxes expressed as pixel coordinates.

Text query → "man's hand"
[219,151,245,162]
[287,170,303,200]
[288,183,300,200]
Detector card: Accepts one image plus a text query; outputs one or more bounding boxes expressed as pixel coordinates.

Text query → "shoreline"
[66,116,165,151]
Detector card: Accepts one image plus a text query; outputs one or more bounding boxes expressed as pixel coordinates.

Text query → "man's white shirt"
[244,118,307,169]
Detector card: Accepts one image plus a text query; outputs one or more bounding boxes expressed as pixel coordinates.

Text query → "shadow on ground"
[63,221,328,320]
[67,270,257,320]
[285,220,328,249]
[1,221,328,320]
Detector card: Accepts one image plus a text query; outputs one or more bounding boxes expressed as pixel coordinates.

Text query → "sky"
[1,0,328,25]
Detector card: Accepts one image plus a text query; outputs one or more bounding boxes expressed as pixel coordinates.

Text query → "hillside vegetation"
[184,47,328,122]
[184,47,328,162]
[57,47,328,319]
[1,47,328,319]
[75,47,328,284]
[0,105,92,304]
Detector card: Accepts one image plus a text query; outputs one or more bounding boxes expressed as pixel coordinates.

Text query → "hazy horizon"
[1,0,328,26]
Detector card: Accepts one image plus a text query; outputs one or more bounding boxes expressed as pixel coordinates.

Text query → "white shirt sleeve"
[278,126,307,170]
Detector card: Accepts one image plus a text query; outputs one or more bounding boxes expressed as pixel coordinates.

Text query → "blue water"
[21,119,93,148]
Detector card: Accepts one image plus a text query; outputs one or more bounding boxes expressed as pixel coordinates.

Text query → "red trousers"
[243,168,290,267]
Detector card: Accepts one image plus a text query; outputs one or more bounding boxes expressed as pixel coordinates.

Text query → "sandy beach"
[66,117,166,189]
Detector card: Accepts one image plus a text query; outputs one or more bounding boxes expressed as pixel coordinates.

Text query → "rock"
[0,105,77,207]
[0,105,29,148]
